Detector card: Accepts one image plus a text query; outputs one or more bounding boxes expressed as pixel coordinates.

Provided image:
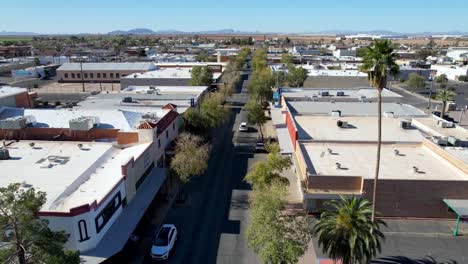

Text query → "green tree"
[245,143,291,188]
[170,133,211,183]
[435,89,456,119]
[313,196,386,264]
[252,48,268,73]
[0,183,80,264]
[281,53,294,65]
[287,66,308,87]
[406,73,426,89]
[189,66,213,86]
[247,183,311,264]
[200,92,228,128]
[248,68,275,103]
[245,100,268,141]
[183,107,209,136]
[360,39,399,222]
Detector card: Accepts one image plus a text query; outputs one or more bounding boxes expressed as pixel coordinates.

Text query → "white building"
[431,65,468,81]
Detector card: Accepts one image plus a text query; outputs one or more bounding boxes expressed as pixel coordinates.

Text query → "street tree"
[200,92,228,129]
[245,143,292,188]
[287,66,308,87]
[189,66,213,86]
[281,53,294,65]
[245,100,268,141]
[313,196,386,264]
[360,39,399,222]
[0,183,80,264]
[247,184,311,264]
[436,89,456,119]
[252,48,268,73]
[406,73,426,89]
[170,133,211,183]
[248,68,275,103]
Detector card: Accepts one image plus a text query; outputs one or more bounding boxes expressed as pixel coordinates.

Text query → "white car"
[150,224,177,260]
[239,122,248,132]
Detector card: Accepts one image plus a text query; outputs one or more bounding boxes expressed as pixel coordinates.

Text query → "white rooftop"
[0,86,27,99]
[281,88,401,100]
[123,67,222,80]
[287,101,427,117]
[302,142,467,181]
[412,117,468,141]
[122,85,209,94]
[0,107,146,131]
[57,62,156,72]
[0,140,151,212]
[294,116,424,142]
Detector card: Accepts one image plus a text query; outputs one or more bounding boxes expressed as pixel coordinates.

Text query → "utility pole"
[80,60,85,92]
[427,76,433,109]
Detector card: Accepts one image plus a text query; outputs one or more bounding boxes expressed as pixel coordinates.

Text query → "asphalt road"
[136,68,262,264]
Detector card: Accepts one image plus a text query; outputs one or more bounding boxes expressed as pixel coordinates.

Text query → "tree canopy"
[281,53,294,65]
[406,73,426,89]
[190,66,214,86]
[170,133,211,183]
[287,66,308,87]
[247,183,311,264]
[313,196,386,264]
[244,100,268,141]
[0,183,80,264]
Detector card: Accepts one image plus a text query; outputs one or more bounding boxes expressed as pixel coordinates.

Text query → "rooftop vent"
[122,97,133,103]
[335,163,343,170]
[29,142,35,148]
[69,116,100,131]
[337,120,348,128]
[400,120,411,129]
[384,111,395,118]
[77,143,83,149]
[0,149,10,160]
[330,110,341,117]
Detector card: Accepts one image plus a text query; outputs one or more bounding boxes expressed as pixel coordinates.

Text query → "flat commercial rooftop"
[281,88,401,100]
[294,116,424,142]
[57,62,156,72]
[124,68,222,80]
[0,140,151,212]
[0,107,146,131]
[412,117,468,141]
[122,85,209,94]
[0,85,27,99]
[302,142,467,181]
[287,101,427,117]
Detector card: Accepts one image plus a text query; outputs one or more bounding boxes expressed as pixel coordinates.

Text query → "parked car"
[239,122,248,132]
[254,142,268,153]
[150,224,177,260]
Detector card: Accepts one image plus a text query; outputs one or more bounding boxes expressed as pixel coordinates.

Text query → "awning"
[81,168,167,263]
[443,199,468,236]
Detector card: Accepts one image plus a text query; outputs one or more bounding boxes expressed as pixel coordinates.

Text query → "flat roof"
[444,147,468,164]
[412,117,468,140]
[123,67,222,80]
[0,140,151,212]
[281,88,401,100]
[0,107,145,131]
[287,101,427,117]
[302,142,467,181]
[122,85,208,94]
[443,199,468,217]
[57,62,156,71]
[0,86,27,99]
[294,116,424,142]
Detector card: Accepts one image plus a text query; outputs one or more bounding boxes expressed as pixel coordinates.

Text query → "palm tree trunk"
[441,101,447,120]
[371,89,382,222]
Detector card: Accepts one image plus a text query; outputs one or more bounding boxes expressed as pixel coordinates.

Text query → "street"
[133,67,263,264]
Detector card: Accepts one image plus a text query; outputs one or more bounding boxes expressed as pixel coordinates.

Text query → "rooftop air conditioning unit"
[69,116,99,131]
[0,116,28,129]
[384,112,395,118]
[330,110,341,117]
[400,120,411,129]
[448,136,460,146]
[337,120,348,128]
[0,149,10,160]
[439,121,454,128]
[336,91,345,96]
[122,97,133,103]
[321,91,329,96]
[432,136,448,146]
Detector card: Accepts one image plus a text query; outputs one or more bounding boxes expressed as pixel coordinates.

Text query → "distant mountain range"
[1,28,467,36]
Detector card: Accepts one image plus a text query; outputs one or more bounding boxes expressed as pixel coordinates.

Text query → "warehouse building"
[57,62,156,83]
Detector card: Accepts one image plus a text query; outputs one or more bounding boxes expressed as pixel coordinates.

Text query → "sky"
[2,0,468,34]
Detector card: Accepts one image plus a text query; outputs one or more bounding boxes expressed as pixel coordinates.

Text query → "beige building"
[57,62,156,83]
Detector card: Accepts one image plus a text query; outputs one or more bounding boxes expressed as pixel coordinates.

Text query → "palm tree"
[435,89,456,120]
[313,196,386,264]
[360,39,399,222]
